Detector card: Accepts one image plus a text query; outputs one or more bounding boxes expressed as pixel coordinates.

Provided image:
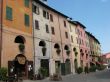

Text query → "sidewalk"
[23,74,75,82]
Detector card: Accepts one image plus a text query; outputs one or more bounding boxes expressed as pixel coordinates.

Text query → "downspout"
[57,15,64,63]
[32,1,36,75]
[0,0,3,67]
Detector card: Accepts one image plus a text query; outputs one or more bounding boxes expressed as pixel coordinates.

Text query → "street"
[24,69,110,82]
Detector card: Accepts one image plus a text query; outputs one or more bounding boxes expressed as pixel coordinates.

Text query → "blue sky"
[47,0,110,54]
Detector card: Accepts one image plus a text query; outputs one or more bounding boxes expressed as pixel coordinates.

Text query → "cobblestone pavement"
[23,69,110,82]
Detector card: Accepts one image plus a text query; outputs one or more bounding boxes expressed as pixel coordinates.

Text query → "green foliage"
[97,65,106,71]
[56,49,61,55]
[89,66,97,72]
[84,66,89,73]
[73,48,76,51]
[66,50,70,55]
[75,52,78,57]
[0,67,8,81]
[77,67,83,74]
[38,67,48,78]
[19,43,25,52]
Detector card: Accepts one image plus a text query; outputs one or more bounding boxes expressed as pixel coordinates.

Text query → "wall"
[69,22,80,73]
[1,0,33,67]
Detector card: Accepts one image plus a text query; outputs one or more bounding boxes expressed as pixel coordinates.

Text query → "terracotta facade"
[1,0,33,78]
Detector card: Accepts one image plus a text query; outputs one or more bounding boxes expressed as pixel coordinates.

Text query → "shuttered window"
[51,27,55,35]
[35,20,39,30]
[6,6,12,20]
[45,24,49,33]
[50,14,53,22]
[25,0,29,7]
[65,32,68,39]
[25,14,30,26]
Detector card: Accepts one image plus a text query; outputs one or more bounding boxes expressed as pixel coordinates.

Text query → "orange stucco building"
[0,0,33,78]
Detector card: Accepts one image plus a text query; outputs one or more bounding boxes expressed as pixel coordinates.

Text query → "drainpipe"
[32,1,36,75]
[57,15,64,63]
[0,0,3,68]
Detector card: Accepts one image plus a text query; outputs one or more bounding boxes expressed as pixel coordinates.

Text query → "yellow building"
[0,0,33,78]
[68,20,81,73]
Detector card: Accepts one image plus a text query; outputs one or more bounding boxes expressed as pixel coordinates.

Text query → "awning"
[90,61,96,65]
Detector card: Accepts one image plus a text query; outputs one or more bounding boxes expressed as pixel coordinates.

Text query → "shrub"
[56,49,61,55]
[0,67,8,81]
[66,50,70,55]
[37,67,48,80]
[50,73,62,81]
[77,67,83,74]
[97,65,106,71]
[89,66,97,72]
[84,66,89,73]
[19,43,25,53]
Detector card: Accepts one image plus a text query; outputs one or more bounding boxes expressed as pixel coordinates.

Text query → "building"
[86,32,101,66]
[68,20,80,73]
[102,53,110,68]
[32,0,74,76]
[74,21,90,68]
[0,0,33,78]
[0,0,102,79]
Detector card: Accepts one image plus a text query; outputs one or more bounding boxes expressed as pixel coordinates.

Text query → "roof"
[34,0,69,18]
[68,20,77,26]
[73,21,86,29]
[86,31,100,44]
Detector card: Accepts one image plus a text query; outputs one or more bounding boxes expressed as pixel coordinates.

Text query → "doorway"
[40,59,49,76]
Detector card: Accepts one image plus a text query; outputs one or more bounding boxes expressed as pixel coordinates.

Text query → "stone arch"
[14,35,25,44]
[54,43,60,49]
[39,40,46,47]
[80,49,83,52]
[73,47,76,51]
[64,45,69,50]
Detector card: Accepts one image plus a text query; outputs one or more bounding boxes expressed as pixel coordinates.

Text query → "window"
[80,31,82,36]
[35,20,39,30]
[6,6,12,20]
[64,21,66,27]
[65,32,68,39]
[51,27,55,35]
[50,14,53,22]
[75,28,78,34]
[43,10,49,19]
[71,36,73,43]
[76,37,78,44]
[45,24,49,33]
[33,5,39,14]
[79,39,81,45]
[82,40,84,45]
[25,14,30,26]
[25,0,29,7]
[47,12,49,19]
[43,10,46,18]
[70,25,72,32]
[78,29,80,35]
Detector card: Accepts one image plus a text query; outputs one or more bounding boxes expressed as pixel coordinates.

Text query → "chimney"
[39,0,47,4]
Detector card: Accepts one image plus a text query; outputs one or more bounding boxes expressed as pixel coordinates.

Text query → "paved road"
[24,69,110,82]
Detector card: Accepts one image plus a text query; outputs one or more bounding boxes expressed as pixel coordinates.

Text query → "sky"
[47,0,110,54]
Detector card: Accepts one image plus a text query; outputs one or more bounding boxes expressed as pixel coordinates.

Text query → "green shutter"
[25,0,29,7]
[6,6,12,20]
[25,14,30,26]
